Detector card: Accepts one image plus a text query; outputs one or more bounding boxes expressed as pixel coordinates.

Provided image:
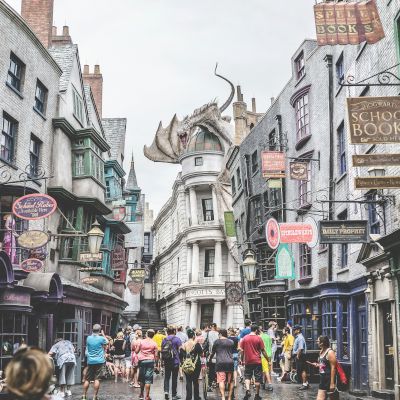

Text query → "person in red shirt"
[239,325,269,400]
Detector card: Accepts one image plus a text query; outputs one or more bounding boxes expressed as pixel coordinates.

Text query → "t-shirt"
[228,336,239,354]
[207,330,219,355]
[153,333,166,351]
[86,334,108,365]
[137,338,158,361]
[113,338,125,356]
[50,340,76,367]
[283,334,294,353]
[239,327,251,339]
[212,338,234,372]
[240,334,265,365]
[261,333,272,359]
[176,331,188,344]
[293,333,307,355]
[162,335,182,366]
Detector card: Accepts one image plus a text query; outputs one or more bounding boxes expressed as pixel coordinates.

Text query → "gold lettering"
[348,24,357,33]
[364,123,377,136]
[352,124,363,136]
[381,111,392,121]
[370,112,380,122]
[359,112,369,122]
[351,112,359,123]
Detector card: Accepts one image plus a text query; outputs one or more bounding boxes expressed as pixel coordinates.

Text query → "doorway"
[354,296,368,392]
[200,304,214,328]
[381,302,394,390]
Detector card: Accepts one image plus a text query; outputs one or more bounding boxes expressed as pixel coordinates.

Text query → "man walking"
[260,327,273,391]
[161,326,182,400]
[293,325,309,390]
[207,323,219,391]
[82,324,108,400]
[240,325,269,400]
[209,329,235,400]
[176,326,188,381]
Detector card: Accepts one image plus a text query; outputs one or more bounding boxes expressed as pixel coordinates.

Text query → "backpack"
[336,361,348,385]
[161,338,175,363]
[182,354,198,375]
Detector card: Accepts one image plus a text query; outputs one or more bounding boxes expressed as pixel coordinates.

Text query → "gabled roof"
[48,44,77,92]
[102,118,127,163]
[126,155,140,192]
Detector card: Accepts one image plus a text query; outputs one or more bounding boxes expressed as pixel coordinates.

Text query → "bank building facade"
[145,76,244,328]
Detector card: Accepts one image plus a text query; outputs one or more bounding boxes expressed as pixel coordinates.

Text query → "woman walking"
[227,328,239,388]
[113,332,126,383]
[130,329,142,388]
[182,329,202,400]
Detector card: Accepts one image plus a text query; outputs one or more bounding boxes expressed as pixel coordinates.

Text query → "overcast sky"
[8,0,316,216]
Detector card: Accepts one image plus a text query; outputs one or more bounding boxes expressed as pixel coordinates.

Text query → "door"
[200,304,214,328]
[355,297,368,391]
[381,302,394,390]
[57,319,83,383]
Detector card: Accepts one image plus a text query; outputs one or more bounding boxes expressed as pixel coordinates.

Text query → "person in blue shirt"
[292,325,309,390]
[239,319,252,339]
[82,324,108,400]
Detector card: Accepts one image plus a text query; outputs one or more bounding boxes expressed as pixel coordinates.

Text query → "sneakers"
[66,390,72,396]
[298,384,309,390]
[243,390,251,400]
[267,384,273,391]
[164,393,169,400]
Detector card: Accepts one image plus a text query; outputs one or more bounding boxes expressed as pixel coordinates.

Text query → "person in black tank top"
[113,332,126,383]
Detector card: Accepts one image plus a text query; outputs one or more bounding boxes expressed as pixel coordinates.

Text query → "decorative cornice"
[290,84,312,107]
[76,128,110,152]
[105,160,125,178]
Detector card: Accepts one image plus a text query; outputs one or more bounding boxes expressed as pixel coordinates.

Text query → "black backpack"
[161,338,175,363]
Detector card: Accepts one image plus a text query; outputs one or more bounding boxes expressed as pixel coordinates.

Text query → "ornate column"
[189,300,198,327]
[192,242,200,284]
[185,302,191,327]
[214,240,223,282]
[213,300,222,327]
[211,185,219,223]
[226,305,234,328]
[189,187,198,225]
[185,190,191,227]
[186,244,192,283]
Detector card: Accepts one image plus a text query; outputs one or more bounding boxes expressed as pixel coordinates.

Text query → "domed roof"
[188,128,223,152]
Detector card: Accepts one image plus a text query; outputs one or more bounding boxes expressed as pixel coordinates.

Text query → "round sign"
[13,193,57,220]
[266,218,280,250]
[127,280,144,295]
[305,217,319,248]
[20,258,44,273]
[17,230,49,249]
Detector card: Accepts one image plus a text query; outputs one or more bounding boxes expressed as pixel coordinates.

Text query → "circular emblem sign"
[17,230,49,249]
[305,217,319,248]
[20,258,44,273]
[13,194,57,220]
[266,218,280,249]
[127,280,144,295]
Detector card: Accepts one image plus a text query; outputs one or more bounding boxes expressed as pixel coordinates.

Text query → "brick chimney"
[83,65,103,117]
[21,0,54,48]
[51,25,73,45]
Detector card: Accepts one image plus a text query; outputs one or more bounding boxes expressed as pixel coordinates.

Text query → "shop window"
[100,313,111,336]
[1,112,17,163]
[295,93,310,142]
[29,135,41,177]
[262,295,286,328]
[7,52,24,93]
[338,210,348,268]
[299,244,312,278]
[341,300,349,360]
[295,52,305,80]
[204,249,215,277]
[144,233,150,253]
[202,198,214,221]
[337,122,347,175]
[251,150,258,173]
[253,197,262,226]
[34,79,48,115]
[366,191,380,234]
[290,302,320,350]
[258,247,275,281]
[74,153,85,176]
[322,299,337,350]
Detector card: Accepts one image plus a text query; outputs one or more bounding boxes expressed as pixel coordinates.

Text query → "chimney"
[21,0,54,48]
[52,25,57,36]
[237,85,244,102]
[62,25,69,36]
[251,98,256,113]
[83,65,103,117]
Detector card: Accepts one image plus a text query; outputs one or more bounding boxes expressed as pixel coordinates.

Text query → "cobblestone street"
[70,375,323,400]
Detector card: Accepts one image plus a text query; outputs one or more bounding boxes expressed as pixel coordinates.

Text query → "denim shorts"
[233,353,239,370]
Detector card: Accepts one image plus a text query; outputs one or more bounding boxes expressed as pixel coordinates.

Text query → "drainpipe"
[325,54,334,282]
[276,114,286,222]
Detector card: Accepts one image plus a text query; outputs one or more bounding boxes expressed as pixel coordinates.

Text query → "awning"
[23,272,63,301]
[0,250,14,288]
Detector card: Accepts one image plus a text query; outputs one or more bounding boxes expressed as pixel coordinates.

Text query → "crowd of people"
[1,319,340,400]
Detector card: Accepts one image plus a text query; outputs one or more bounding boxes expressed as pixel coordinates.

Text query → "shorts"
[233,353,239,370]
[139,360,155,384]
[296,354,306,381]
[284,352,292,372]
[216,371,233,383]
[59,362,75,385]
[319,374,331,391]
[244,364,263,383]
[261,357,271,373]
[86,363,104,381]
[113,355,125,368]
[125,357,132,368]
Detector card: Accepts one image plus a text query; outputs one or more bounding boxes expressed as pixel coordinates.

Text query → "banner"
[289,162,308,180]
[355,176,400,189]
[224,212,236,237]
[353,154,400,167]
[314,0,385,46]
[261,151,286,178]
[225,282,243,306]
[347,97,400,144]
[275,244,295,279]
[319,220,369,244]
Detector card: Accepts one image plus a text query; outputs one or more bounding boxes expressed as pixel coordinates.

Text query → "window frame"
[194,156,203,166]
[337,122,347,175]
[299,243,312,279]
[295,93,310,143]
[236,167,242,188]
[7,52,24,93]
[338,210,348,268]
[295,52,305,80]
[29,134,41,177]
[231,175,236,195]
[34,79,48,115]
[204,248,215,277]
[336,54,344,85]
[253,197,262,226]
[202,198,214,221]
[366,191,380,234]
[72,86,84,125]
[1,112,17,164]
[251,150,258,174]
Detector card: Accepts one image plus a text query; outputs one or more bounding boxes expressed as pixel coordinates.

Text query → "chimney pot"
[63,25,69,36]
[83,65,90,74]
[237,85,243,102]
[251,98,256,113]
[94,65,101,74]
[52,25,57,36]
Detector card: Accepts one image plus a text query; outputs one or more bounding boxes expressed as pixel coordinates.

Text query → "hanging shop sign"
[319,220,369,244]
[12,193,57,220]
[129,268,146,283]
[347,97,400,144]
[289,162,309,180]
[268,179,282,189]
[266,217,319,249]
[224,211,236,237]
[17,230,49,249]
[80,277,100,285]
[29,246,47,261]
[20,258,44,273]
[225,281,243,306]
[261,151,286,178]
[355,176,400,189]
[127,280,144,295]
[0,289,30,306]
[79,252,103,262]
[275,244,295,280]
[112,207,126,221]
[112,245,126,270]
[314,0,385,46]
[114,269,127,283]
[352,154,400,167]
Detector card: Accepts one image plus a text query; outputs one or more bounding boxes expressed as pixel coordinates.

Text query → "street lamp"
[242,248,258,282]
[87,220,104,254]
[368,167,385,177]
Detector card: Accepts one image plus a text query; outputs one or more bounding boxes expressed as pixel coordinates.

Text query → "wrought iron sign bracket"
[287,152,320,170]
[339,63,400,88]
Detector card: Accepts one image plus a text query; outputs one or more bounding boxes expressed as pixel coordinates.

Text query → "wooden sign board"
[319,220,369,244]
[261,151,286,178]
[79,252,103,262]
[355,176,400,189]
[290,162,308,180]
[352,154,400,167]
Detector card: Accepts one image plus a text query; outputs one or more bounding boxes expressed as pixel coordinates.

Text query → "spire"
[126,153,140,191]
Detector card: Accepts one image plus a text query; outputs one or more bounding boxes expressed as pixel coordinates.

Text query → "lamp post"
[368,167,386,177]
[242,248,258,282]
[87,220,104,254]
